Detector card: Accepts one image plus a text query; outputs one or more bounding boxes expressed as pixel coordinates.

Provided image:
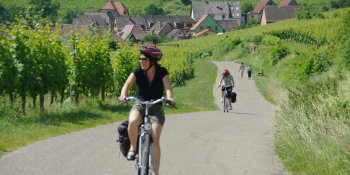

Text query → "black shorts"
[221,85,232,98]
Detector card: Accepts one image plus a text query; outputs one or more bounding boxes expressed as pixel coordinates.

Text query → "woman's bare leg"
[150,123,163,175]
[128,110,142,155]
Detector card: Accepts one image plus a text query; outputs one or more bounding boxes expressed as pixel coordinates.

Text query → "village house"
[99,1,129,16]
[279,0,299,6]
[192,29,216,37]
[260,0,301,26]
[166,29,185,39]
[190,14,224,35]
[191,1,242,25]
[249,0,276,22]
[260,5,301,25]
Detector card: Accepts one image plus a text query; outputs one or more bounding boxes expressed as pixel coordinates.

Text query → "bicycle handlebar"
[123,96,175,106]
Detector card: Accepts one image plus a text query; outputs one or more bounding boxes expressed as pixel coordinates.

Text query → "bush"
[262,35,281,46]
[269,44,289,65]
[251,34,263,45]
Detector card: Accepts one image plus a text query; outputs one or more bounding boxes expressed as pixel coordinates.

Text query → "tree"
[143,4,164,15]
[143,34,159,44]
[241,1,254,13]
[28,0,60,21]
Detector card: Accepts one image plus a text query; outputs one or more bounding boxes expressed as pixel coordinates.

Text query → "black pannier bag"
[116,119,130,157]
[231,92,237,103]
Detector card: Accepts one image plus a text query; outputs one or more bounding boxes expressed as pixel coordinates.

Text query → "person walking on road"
[118,45,175,175]
[239,62,245,79]
[247,65,252,80]
[217,69,235,110]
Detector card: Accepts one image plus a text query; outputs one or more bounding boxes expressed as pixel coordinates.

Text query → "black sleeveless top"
[132,65,169,101]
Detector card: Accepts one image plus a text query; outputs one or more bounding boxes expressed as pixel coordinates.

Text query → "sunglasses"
[140,58,149,61]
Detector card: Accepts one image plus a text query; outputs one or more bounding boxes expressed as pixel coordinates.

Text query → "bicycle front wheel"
[140,134,150,175]
[223,96,226,112]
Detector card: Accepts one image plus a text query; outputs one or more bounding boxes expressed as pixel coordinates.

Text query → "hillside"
[0,0,344,23]
[166,7,350,174]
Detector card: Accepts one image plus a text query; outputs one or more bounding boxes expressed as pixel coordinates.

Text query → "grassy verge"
[0,59,219,159]
[236,40,350,174]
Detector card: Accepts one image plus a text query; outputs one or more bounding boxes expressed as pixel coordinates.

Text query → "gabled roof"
[59,24,90,39]
[132,33,149,40]
[190,14,209,30]
[263,5,301,23]
[191,1,241,20]
[216,20,239,32]
[100,1,127,16]
[279,0,299,6]
[252,0,276,14]
[76,15,107,27]
[192,29,215,37]
[121,25,143,40]
[150,22,170,32]
[166,29,182,37]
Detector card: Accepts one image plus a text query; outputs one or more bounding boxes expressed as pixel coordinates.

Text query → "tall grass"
[273,72,350,174]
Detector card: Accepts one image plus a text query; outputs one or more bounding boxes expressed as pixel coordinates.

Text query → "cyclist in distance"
[217,69,235,110]
[118,45,175,175]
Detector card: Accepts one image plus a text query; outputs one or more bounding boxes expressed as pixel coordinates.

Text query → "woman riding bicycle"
[118,45,174,175]
[217,69,235,110]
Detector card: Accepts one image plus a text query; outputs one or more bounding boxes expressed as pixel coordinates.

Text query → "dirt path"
[0,61,285,175]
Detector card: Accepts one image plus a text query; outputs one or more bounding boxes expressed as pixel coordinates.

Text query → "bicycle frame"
[124,97,169,175]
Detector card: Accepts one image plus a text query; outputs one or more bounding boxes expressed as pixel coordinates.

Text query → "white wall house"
[191,1,242,25]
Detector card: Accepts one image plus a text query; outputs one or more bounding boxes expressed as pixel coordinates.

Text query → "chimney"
[159,21,162,28]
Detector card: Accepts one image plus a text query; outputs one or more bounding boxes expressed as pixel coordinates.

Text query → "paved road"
[0,61,285,175]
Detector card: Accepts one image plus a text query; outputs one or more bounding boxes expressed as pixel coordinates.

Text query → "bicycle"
[123,96,173,175]
[222,85,232,113]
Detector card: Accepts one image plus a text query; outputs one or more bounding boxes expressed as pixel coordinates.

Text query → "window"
[150,23,154,27]
[176,23,181,28]
[222,15,225,19]
[124,10,127,15]
[200,26,203,30]
[207,26,212,30]
[251,15,254,18]
[186,23,192,27]
[215,26,218,30]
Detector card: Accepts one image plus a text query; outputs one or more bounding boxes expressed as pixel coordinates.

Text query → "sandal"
[127,151,136,161]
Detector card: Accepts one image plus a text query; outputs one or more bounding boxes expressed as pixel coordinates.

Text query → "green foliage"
[251,34,262,45]
[180,0,191,6]
[241,1,254,14]
[143,4,164,15]
[0,29,18,98]
[142,34,159,44]
[211,37,241,60]
[268,44,289,65]
[262,35,281,46]
[235,19,259,30]
[331,0,350,9]
[297,5,325,20]
[28,0,60,22]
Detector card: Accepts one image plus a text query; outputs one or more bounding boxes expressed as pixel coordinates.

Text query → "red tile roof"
[252,0,275,14]
[190,14,208,31]
[279,0,292,6]
[192,29,215,37]
[100,1,127,16]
